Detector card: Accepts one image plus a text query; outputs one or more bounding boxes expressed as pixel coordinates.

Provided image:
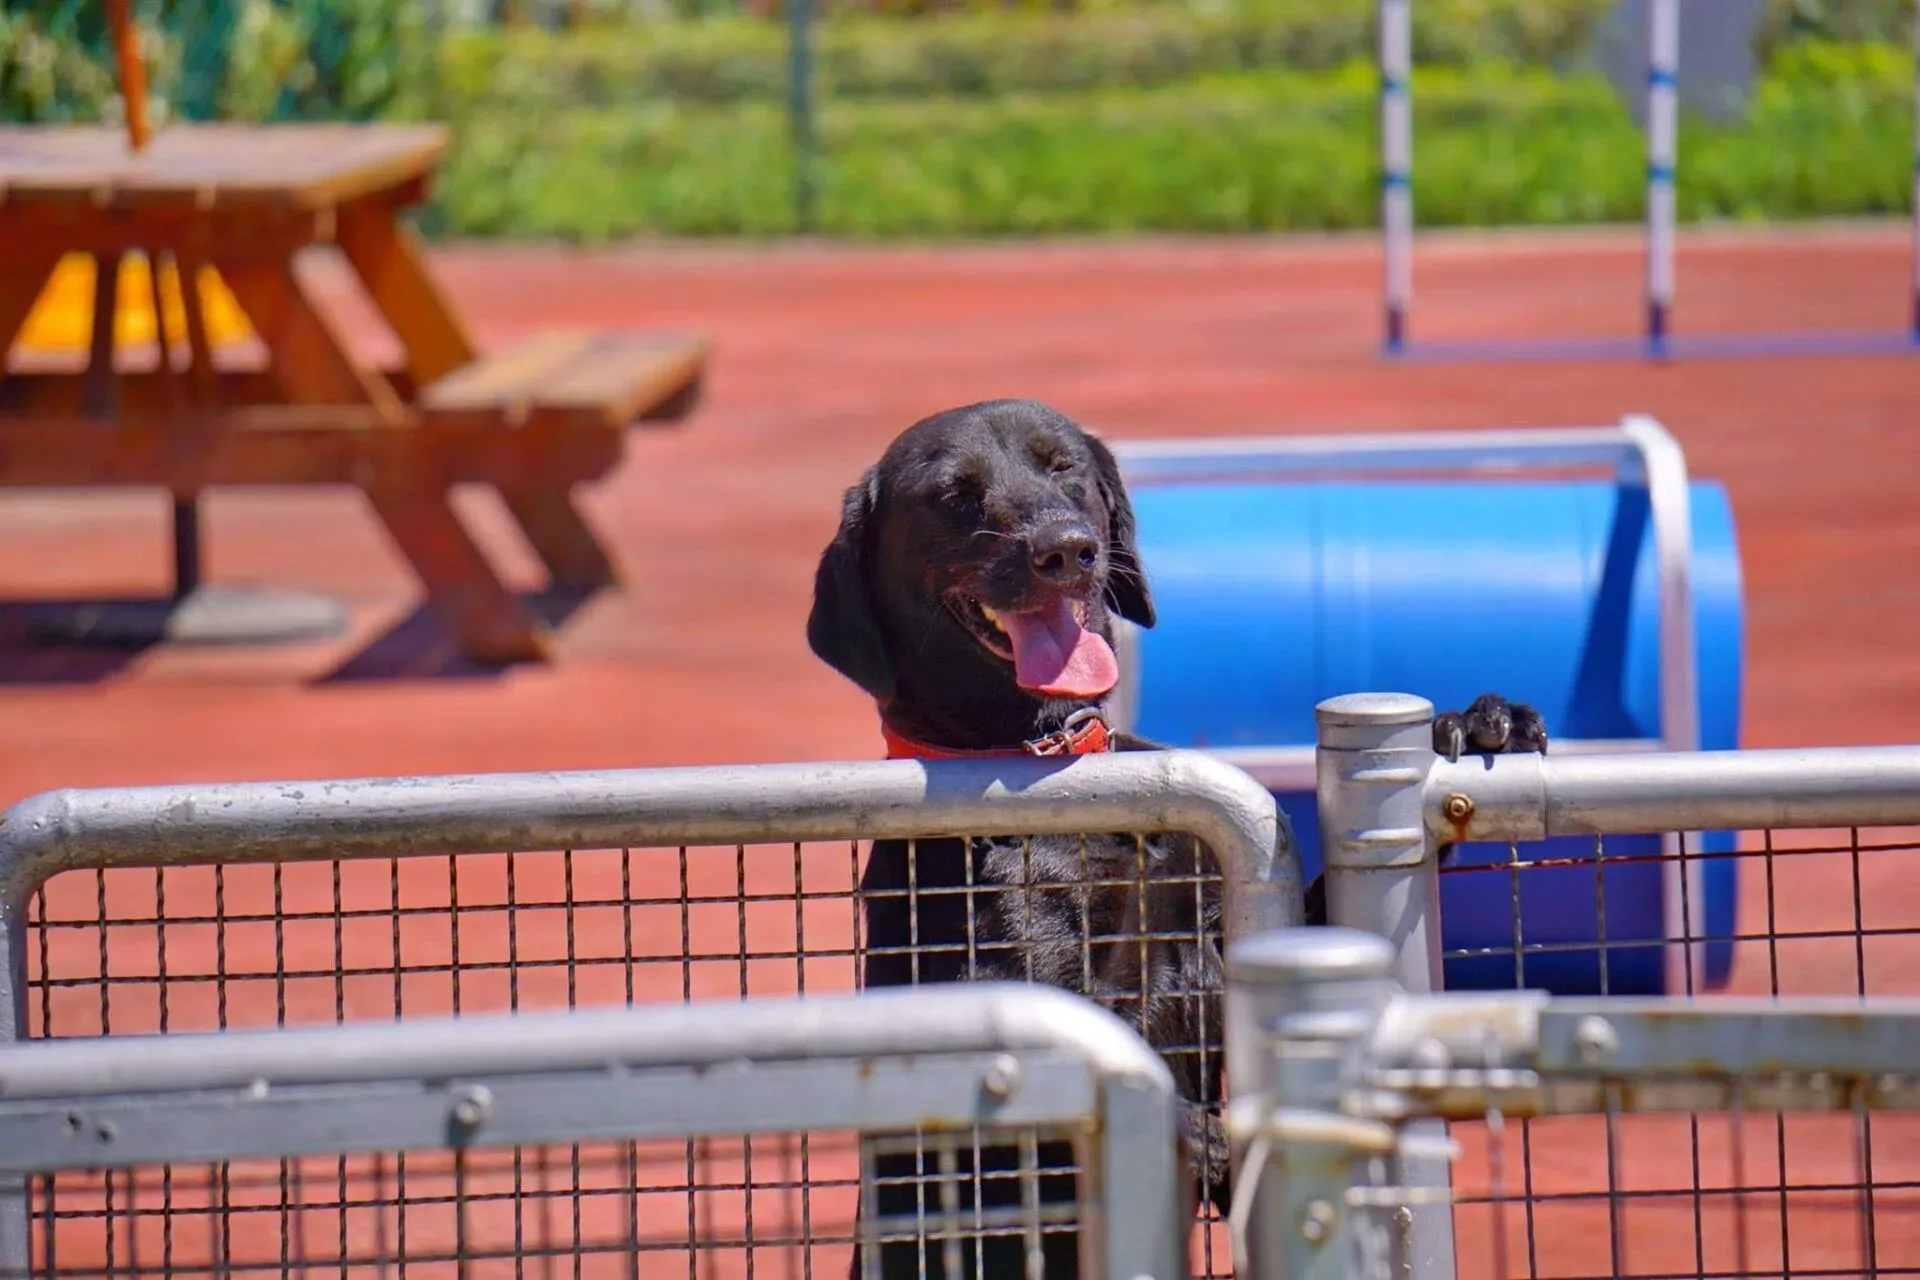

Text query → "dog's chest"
[856,832,1194,991]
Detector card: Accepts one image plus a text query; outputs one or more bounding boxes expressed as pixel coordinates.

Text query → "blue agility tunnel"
[1110,417,1744,996]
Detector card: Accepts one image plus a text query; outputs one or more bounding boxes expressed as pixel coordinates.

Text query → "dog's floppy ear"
[1086,432,1156,628]
[807,469,896,702]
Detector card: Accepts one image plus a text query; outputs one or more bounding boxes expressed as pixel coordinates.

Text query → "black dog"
[806,399,1545,1278]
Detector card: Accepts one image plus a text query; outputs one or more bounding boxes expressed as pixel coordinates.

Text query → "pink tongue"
[1001,599,1119,698]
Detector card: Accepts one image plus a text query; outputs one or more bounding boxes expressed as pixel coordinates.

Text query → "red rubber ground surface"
[3,222,1919,1279]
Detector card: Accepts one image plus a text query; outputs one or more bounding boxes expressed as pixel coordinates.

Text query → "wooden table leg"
[218,253,550,664]
[337,199,476,387]
[336,202,615,596]
[217,258,403,412]
[363,478,555,665]
[0,252,60,362]
[498,484,621,592]
[83,251,123,419]
[148,250,201,596]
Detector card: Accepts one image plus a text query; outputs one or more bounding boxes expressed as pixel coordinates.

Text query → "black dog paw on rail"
[1432,692,1549,764]
[1303,694,1549,927]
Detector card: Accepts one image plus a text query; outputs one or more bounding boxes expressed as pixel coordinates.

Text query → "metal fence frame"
[1225,925,1920,1280]
[0,749,1298,1276]
[1313,689,1920,1280]
[0,980,1191,1280]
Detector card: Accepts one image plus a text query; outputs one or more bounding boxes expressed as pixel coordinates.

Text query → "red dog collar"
[882,709,1112,760]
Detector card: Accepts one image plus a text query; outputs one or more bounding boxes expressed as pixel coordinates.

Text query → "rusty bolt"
[1299,1199,1338,1245]
[1442,794,1475,824]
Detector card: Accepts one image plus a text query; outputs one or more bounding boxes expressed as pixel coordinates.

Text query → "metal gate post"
[1226,927,1399,1280]
[0,908,28,1278]
[1315,692,1456,1280]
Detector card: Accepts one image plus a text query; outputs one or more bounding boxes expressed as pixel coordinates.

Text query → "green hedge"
[1,0,433,124]
[423,43,1912,239]
[25,0,1893,122]
[1754,0,1917,61]
[7,0,1913,242]
[435,0,1616,111]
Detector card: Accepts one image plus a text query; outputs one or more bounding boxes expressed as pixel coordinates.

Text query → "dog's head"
[807,400,1154,739]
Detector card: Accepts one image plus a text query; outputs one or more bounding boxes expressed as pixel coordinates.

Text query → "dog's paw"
[1302,873,1327,928]
[1433,693,1549,763]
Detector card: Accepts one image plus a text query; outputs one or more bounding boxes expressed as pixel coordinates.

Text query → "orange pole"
[105,0,151,152]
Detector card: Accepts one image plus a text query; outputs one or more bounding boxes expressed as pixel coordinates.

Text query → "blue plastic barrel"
[1124,477,1745,996]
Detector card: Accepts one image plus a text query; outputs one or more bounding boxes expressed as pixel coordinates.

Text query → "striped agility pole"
[1644,0,1679,358]
[1380,0,1413,354]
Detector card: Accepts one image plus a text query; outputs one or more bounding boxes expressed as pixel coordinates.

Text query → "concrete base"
[25,585,350,648]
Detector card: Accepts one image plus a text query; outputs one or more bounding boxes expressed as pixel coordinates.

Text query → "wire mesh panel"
[1437,822,1920,1280]
[1226,926,1920,1280]
[25,843,867,1036]
[28,1130,1140,1280]
[0,753,1291,1280]
[0,983,1190,1280]
[25,841,1229,1275]
[31,1138,862,1280]
[1443,1096,1920,1280]
[24,847,873,1280]
[1313,691,1920,1280]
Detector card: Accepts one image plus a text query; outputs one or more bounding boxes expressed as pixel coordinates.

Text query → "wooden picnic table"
[0,123,708,664]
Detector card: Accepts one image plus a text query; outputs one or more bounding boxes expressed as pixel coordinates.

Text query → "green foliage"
[1,4,123,122]
[0,0,432,124]
[5,0,1912,241]
[1755,0,1915,62]
[1679,39,1912,223]
[436,0,1616,111]
[3,0,1619,124]
[425,51,1915,239]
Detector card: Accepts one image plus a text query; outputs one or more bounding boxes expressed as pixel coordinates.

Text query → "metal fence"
[0,750,1297,1279]
[0,979,1191,1280]
[1226,923,1920,1280]
[1314,691,1920,1280]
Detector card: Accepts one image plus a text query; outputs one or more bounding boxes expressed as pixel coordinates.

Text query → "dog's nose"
[1029,525,1100,584]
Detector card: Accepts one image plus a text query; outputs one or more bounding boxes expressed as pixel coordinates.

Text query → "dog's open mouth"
[951,592,1119,699]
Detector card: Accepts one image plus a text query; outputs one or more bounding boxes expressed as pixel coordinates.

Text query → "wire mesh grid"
[17,1124,1102,1280]
[1434,824,1920,1280]
[21,832,1231,1278]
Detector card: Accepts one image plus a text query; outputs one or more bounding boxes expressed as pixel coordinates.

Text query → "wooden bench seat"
[418,330,709,433]
[0,407,625,488]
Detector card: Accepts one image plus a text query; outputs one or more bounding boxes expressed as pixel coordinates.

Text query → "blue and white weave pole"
[1645,0,1679,359]
[1380,0,1413,355]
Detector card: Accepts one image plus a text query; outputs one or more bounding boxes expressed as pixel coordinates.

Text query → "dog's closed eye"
[940,469,985,505]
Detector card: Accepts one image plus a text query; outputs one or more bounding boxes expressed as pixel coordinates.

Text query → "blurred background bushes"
[3,0,1911,238]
